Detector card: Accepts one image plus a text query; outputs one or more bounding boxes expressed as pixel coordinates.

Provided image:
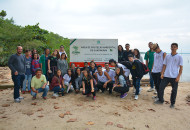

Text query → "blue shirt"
[25,57,32,75]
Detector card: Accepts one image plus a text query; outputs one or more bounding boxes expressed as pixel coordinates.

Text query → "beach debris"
[1,116,7,118]
[54,102,58,104]
[54,106,60,109]
[77,104,83,106]
[37,108,43,111]
[38,115,44,118]
[64,111,72,115]
[165,101,170,104]
[145,125,149,128]
[2,104,10,107]
[148,109,156,112]
[86,121,94,125]
[59,113,65,118]
[31,102,37,105]
[106,122,113,126]
[26,111,34,116]
[117,124,123,128]
[114,112,121,116]
[67,118,77,122]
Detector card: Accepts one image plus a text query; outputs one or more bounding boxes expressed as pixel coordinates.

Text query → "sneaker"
[14,98,21,103]
[147,88,154,92]
[19,97,24,100]
[32,96,36,100]
[134,95,138,100]
[152,96,157,99]
[120,93,128,98]
[154,100,164,104]
[22,91,26,94]
[53,93,59,97]
[93,96,96,100]
[170,104,175,108]
[43,97,47,100]
[67,85,71,93]
[28,90,31,93]
[139,88,143,94]
[154,89,157,94]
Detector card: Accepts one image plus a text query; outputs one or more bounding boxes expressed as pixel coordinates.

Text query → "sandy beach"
[0,67,190,130]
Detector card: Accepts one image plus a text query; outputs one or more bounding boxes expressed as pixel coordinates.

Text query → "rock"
[106,122,113,126]
[148,109,156,112]
[64,111,72,115]
[165,101,170,104]
[114,112,121,116]
[134,104,138,107]
[38,115,44,118]
[145,125,150,128]
[54,106,60,109]
[86,121,94,125]
[26,111,34,116]
[2,104,10,107]
[59,113,65,118]
[67,118,77,122]
[54,102,58,104]
[77,104,83,106]
[37,108,43,111]
[31,102,37,105]
[117,124,123,128]
[1,116,7,118]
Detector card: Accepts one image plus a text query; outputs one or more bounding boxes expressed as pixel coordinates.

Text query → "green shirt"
[39,54,48,75]
[31,75,47,89]
[144,50,155,71]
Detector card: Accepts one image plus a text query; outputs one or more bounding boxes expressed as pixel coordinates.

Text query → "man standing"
[8,46,25,103]
[144,42,155,92]
[155,43,183,108]
[123,43,133,61]
[31,69,49,100]
[128,54,144,100]
[151,43,166,100]
[59,45,67,57]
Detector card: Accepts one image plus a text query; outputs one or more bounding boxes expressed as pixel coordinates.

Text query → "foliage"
[0,10,70,66]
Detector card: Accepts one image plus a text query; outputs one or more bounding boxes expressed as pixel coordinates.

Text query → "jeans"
[53,86,64,93]
[31,85,49,97]
[75,78,82,90]
[133,78,141,95]
[158,77,178,105]
[12,74,25,99]
[149,72,154,88]
[22,74,32,91]
[152,72,161,97]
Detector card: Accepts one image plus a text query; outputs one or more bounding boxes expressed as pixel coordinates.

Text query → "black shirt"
[48,56,58,67]
[82,76,92,88]
[123,50,134,61]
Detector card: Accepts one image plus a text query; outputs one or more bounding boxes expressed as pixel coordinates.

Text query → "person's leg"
[156,73,161,97]
[12,75,20,99]
[149,72,154,89]
[170,78,178,105]
[75,78,79,90]
[114,87,124,95]
[27,74,32,91]
[125,76,131,87]
[42,85,49,97]
[22,75,27,92]
[96,82,104,92]
[158,77,169,103]
[135,78,141,95]
[107,82,113,94]
[31,89,37,97]
[53,86,61,93]
[20,74,25,91]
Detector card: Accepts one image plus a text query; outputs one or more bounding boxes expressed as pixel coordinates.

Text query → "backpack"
[141,62,149,75]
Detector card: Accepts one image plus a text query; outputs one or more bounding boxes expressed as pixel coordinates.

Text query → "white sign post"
[70,39,118,67]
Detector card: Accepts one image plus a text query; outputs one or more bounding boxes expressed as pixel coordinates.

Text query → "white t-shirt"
[63,74,71,83]
[163,54,183,78]
[59,51,67,57]
[117,63,130,77]
[152,51,165,73]
[104,69,115,82]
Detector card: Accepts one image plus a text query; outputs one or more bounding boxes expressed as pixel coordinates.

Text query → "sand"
[0,82,190,130]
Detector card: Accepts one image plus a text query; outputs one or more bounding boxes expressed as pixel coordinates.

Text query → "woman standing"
[118,45,125,63]
[133,49,143,63]
[39,48,50,80]
[57,53,68,76]
[113,67,129,98]
[48,50,60,84]
[31,53,41,76]
[82,69,96,100]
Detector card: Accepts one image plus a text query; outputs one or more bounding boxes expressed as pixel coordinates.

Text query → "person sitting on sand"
[155,43,183,108]
[95,65,113,94]
[31,68,49,100]
[104,63,116,84]
[50,69,65,97]
[113,67,129,98]
[63,69,74,93]
[82,69,96,100]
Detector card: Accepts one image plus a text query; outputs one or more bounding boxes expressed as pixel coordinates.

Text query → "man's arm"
[8,55,17,74]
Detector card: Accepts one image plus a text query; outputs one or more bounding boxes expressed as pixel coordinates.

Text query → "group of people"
[8,42,183,108]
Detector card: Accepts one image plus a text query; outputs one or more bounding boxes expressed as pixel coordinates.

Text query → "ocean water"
[141,53,190,82]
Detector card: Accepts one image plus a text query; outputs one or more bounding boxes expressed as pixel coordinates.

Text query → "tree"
[0,10,7,19]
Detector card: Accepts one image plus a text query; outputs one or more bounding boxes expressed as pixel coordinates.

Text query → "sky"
[1,0,190,53]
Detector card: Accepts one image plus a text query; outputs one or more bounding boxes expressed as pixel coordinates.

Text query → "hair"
[171,43,178,47]
[54,69,62,84]
[70,63,75,68]
[109,59,116,64]
[75,67,81,78]
[52,49,60,59]
[84,62,88,65]
[67,68,72,75]
[97,65,102,69]
[105,62,109,65]
[32,53,39,59]
[115,67,125,81]
[60,45,64,48]
[128,54,134,58]
[61,53,67,60]
[118,45,124,52]
[17,46,22,50]
[134,48,140,59]
[35,68,42,73]
[125,43,130,46]
[44,48,50,55]
[25,49,30,53]
[83,69,93,81]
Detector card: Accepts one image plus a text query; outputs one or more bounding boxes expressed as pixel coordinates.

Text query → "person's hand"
[42,85,45,89]
[35,90,38,93]
[48,70,52,73]
[103,83,107,88]
[14,71,18,75]
[91,88,94,93]
[160,74,164,79]
[60,85,62,88]
[83,89,85,94]
[175,76,180,82]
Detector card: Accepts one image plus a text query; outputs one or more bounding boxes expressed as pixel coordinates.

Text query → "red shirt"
[50,76,63,90]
